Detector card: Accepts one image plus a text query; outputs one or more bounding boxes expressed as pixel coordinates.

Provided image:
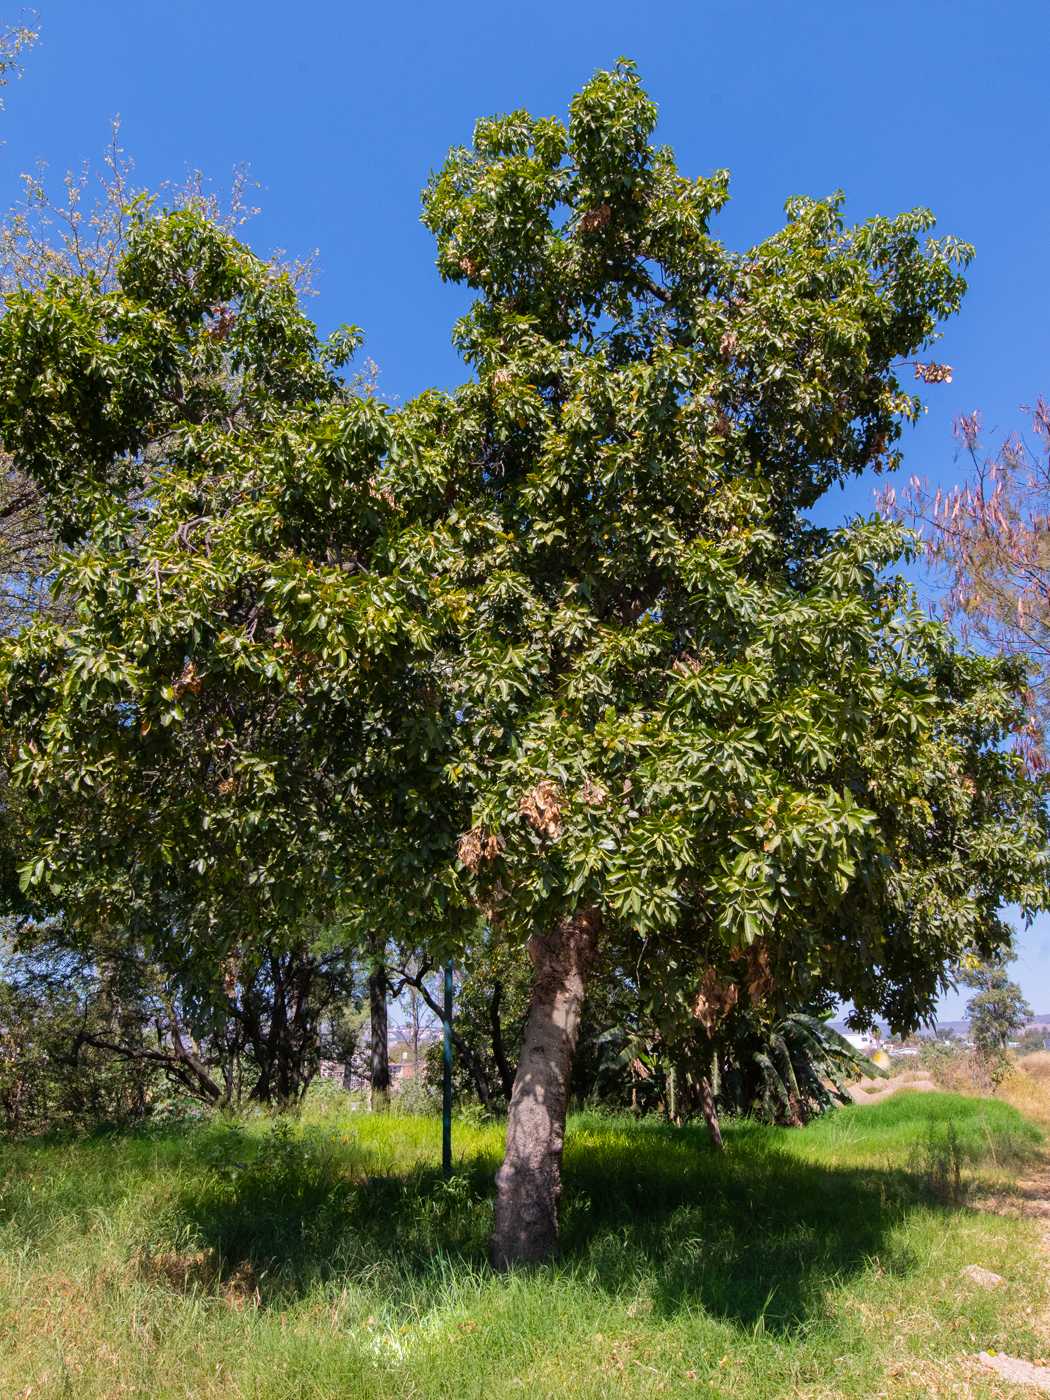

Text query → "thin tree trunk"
[369,955,390,1110]
[392,965,496,1109]
[491,909,599,1270]
[699,1074,723,1150]
[410,986,421,1078]
[489,979,515,1104]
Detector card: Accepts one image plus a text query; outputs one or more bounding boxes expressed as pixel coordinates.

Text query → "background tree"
[0,1,369,1100]
[0,30,372,1109]
[367,936,391,1108]
[886,402,1050,767]
[0,912,363,1122]
[0,201,450,1117]
[392,951,509,1111]
[960,953,1033,1087]
[0,935,162,1134]
[397,956,441,1083]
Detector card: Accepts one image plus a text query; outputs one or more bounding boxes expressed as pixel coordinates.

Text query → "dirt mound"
[847,1071,936,1105]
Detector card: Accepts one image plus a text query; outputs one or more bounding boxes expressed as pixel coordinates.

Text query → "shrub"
[910,1119,967,1204]
[393,1074,441,1116]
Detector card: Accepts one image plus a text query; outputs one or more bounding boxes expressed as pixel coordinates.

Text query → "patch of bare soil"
[978,1350,1050,1392]
[978,1159,1050,1224]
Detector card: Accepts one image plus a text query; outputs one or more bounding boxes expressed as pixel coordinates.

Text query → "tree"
[0,198,424,1090]
[0,18,36,117]
[0,63,1046,1270]
[960,954,1032,1085]
[0,26,372,1114]
[414,62,1047,1264]
[367,936,391,1108]
[0,912,362,1115]
[396,957,441,1084]
[886,402,1050,767]
[391,953,508,1111]
[0,925,165,1133]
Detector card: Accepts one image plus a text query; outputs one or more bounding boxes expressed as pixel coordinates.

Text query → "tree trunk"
[369,957,390,1109]
[699,1074,723,1149]
[489,979,515,1104]
[491,909,599,1270]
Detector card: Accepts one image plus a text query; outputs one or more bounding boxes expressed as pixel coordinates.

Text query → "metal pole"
[442,958,453,1178]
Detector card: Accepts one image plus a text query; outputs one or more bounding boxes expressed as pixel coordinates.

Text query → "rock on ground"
[979,1351,1050,1392]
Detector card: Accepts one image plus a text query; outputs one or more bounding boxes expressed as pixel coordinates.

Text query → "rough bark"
[491,909,599,1270]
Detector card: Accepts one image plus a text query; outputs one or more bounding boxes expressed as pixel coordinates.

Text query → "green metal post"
[442,959,453,1178]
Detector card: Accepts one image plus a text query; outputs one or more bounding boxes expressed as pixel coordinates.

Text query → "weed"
[910,1119,967,1204]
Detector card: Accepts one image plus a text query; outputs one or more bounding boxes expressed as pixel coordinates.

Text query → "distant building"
[314,1031,439,1094]
[843,1032,878,1053]
[389,1041,421,1083]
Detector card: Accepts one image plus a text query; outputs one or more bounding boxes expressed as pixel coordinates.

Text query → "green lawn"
[0,1091,1045,1398]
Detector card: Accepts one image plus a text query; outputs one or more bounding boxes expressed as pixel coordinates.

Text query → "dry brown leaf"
[172,660,203,699]
[456,827,504,874]
[914,361,953,384]
[578,203,612,235]
[693,969,738,1033]
[580,778,607,808]
[519,780,563,840]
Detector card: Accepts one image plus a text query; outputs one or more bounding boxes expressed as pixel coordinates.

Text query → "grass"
[0,1089,1047,1398]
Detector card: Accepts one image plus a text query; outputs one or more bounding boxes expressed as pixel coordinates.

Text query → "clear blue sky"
[4,1,1049,1016]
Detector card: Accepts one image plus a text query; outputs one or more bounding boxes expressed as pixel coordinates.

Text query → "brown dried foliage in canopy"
[692,968,739,1034]
[519,781,563,840]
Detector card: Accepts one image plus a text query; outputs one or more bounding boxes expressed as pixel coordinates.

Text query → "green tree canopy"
[0,61,1046,1265]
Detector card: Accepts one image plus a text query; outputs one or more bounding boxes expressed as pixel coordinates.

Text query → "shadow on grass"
[125,1092,1040,1334]
[0,1093,1038,1335]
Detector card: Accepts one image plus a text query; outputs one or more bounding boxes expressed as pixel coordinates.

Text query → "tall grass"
[0,1091,1044,1397]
